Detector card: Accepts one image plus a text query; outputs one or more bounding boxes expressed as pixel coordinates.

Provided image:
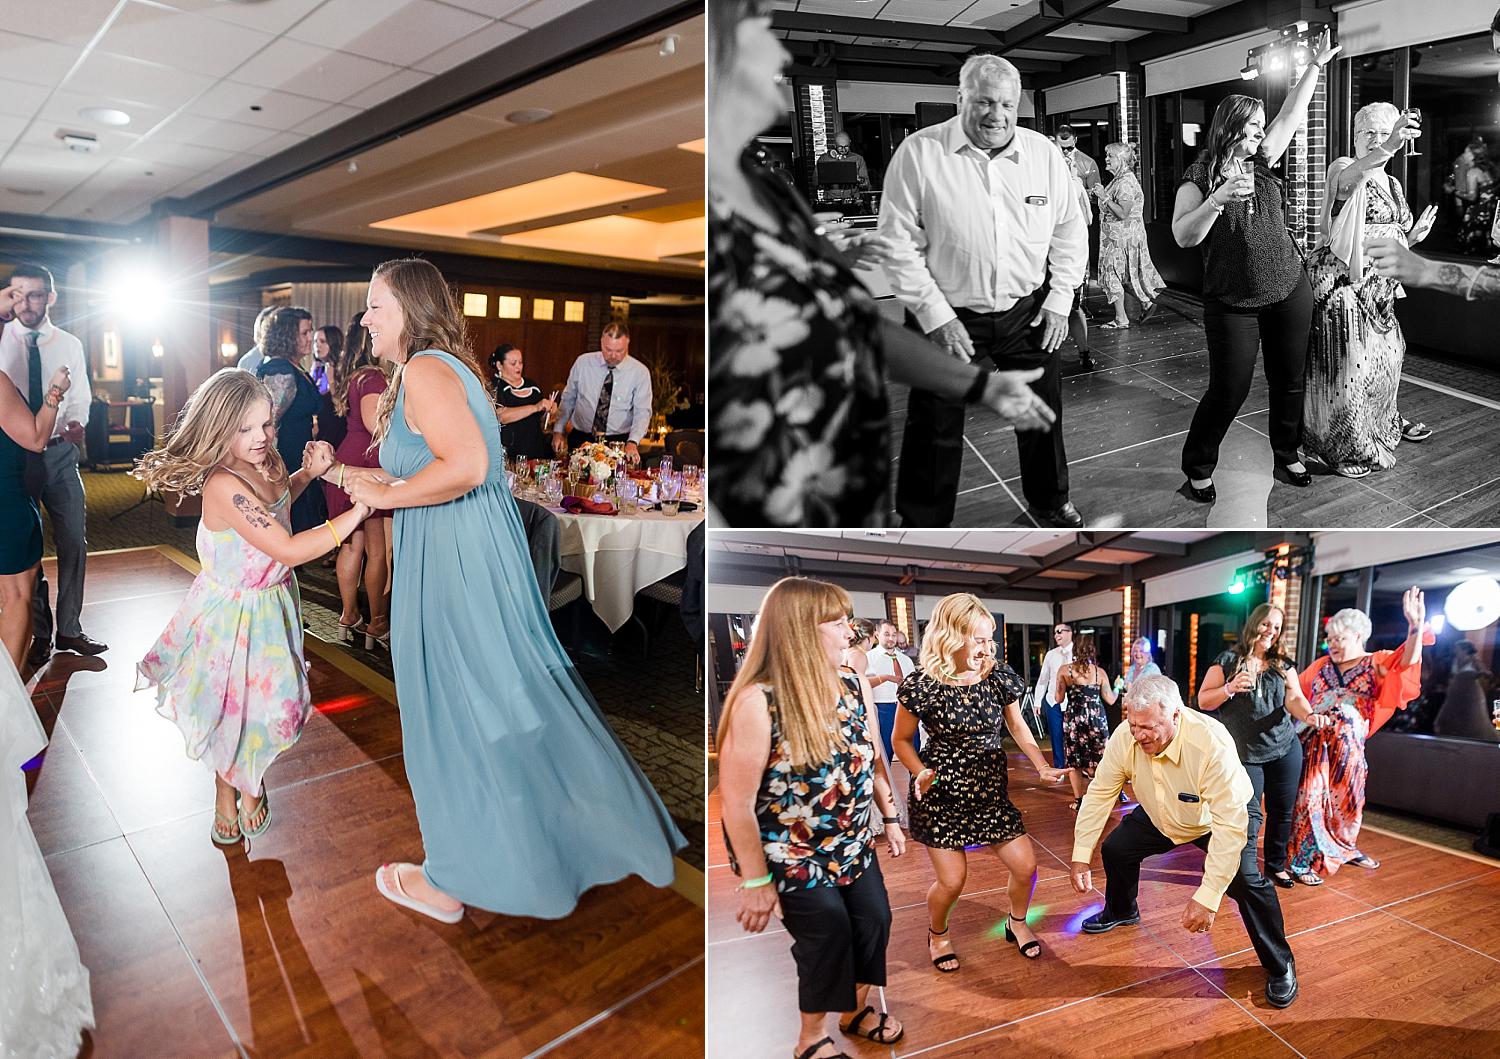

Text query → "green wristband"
[739,872,774,890]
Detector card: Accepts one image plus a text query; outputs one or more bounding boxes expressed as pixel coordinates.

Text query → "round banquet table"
[551,505,705,632]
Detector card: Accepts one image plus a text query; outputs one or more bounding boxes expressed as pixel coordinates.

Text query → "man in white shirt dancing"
[866,619,917,763]
[879,54,1088,528]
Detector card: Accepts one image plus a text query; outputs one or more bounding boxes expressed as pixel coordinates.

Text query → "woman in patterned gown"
[893,594,1064,972]
[1287,588,1430,885]
[1304,103,1436,478]
[1092,142,1164,329]
[1054,633,1118,811]
[718,577,909,1059]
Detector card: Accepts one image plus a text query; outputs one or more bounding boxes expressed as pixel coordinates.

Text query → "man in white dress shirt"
[551,321,652,465]
[867,619,917,762]
[879,54,1088,528]
[1032,621,1074,769]
[0,265,106,664]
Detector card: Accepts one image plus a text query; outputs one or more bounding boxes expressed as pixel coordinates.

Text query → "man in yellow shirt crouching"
[1069,674,1298,1008]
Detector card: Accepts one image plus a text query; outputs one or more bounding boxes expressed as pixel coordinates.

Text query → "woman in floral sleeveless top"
[717,577,908,1059]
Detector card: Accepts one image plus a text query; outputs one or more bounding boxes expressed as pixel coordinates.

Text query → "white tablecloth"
[552,507,704,631]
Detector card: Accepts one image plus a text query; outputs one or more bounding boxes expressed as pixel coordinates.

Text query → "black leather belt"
[46,436,67,448]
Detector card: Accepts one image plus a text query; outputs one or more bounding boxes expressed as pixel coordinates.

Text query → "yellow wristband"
[325,519,341,549]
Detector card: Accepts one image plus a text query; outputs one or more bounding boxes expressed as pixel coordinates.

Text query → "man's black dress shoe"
[1082,911,1141,934]
[27,637,52,667]
[1184,479,1216,503]
[1079,351,1097,372]
[1274,463,1313,487]
[55,633,108,656]
[1265,961,1298,1008]
[1030,501,1085,528]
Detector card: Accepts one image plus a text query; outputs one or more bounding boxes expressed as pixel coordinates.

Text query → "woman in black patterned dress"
[893,593,1064,971]
[1055,633,1118,811]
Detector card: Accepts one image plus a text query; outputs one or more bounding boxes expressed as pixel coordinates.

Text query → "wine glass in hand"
[1405,108,1422,158]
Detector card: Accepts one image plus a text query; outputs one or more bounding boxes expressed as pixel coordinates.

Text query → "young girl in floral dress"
[134,370,371,845]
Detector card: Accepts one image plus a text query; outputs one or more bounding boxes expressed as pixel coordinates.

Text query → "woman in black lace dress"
[892,593,1064,972]
[1055,633,1118,811]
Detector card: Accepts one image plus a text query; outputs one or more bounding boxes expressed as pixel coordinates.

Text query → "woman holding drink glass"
[1304,103,1436,478]
[1172,29,1340,504]
[1197,604,1329,888]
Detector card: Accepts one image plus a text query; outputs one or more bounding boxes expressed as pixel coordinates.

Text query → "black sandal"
[841,1005,905,1044]
[793,1037,848,1059]
[1005,913,1042,959]
[1068,798,1082,812]
[928,926,960,972]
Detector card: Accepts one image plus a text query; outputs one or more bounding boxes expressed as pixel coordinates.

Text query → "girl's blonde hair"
[133,369,285,495]
[368,258,494,445]
[919,593,997,683]
[718,577,853,770]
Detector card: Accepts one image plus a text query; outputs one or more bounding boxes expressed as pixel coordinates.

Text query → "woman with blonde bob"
[893,593,1064,973]
[324,257,683,926]
[135,368,367,844]
[718,577,908,1059]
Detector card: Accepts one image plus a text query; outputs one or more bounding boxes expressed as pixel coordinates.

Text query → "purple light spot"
[1064,901,1104,935]
[21,752,44,772]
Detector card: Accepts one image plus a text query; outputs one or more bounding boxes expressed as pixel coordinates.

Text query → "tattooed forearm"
[1428,263,1500,301]
[232,493,273,529]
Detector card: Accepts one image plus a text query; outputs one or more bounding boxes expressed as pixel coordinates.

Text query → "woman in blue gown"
[333,258,683,921]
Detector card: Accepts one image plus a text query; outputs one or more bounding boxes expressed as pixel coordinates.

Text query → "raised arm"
[1262,29,1340,165]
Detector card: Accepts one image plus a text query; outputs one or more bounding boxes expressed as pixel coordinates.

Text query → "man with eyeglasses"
[0,264,106,664]
[1031,622,1074,769]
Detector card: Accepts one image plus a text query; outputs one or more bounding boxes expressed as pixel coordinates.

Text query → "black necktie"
[25,331,42,412]
[22,330,45,497]
[592,367,615,435]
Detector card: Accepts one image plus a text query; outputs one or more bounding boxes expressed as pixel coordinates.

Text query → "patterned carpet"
[44,468,706,870]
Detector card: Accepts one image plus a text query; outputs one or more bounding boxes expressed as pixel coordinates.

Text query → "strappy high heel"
[1005,913,1042,959]
[337,618,366,644]
[928,926,959,972]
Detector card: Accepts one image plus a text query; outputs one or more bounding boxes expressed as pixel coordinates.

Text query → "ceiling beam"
[1001,0,1124,55]
[997,532,1132,589]
[717,531,1045,569]
[773,11,1003,48]
[785,41,962,68]
[1066,532,1313,599]
[1075,8,1190,33]
[171,0,700,220]
[709,557,1058,603]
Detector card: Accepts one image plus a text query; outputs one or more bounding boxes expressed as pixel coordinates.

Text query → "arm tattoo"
[1471,265,1500,301]
[232,493,273,529]
[264,374,296,419]
[1428,262,1500,301]
[1431,264,1470,298]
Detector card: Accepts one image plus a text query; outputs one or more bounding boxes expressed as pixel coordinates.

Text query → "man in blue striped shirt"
[551,321,653,464]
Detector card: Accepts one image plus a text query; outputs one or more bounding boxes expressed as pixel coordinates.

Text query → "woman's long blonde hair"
[368,258,495,445]
[133,369,285,495]
[719,577,853,770]
[919,593,997,683]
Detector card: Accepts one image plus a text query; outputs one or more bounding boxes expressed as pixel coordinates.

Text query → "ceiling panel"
[95,3,275,78]
[289,0,492,65]
[413,19,528,76]
[0,33,85,90]
[1114,0,1234,14]
[189,80,340,131]
[343,68,435,110]
[62,51,216,111]
[155,0,331,36]
[507,0,598,30]
[1048,24,1148,42]
[230,38,404,103]
[0,79,55,120]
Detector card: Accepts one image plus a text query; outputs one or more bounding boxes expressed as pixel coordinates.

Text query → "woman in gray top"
[1197,603,1332,887]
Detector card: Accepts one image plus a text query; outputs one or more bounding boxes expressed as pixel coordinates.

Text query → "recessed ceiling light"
[79,106,130,127]
[505,108,553,125]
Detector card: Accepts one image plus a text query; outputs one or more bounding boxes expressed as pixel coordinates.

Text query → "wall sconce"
[220,341,238,359]
[151,340,165,358]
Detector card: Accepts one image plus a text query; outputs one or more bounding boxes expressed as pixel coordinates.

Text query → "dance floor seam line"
[1188,967,1311,1059]
[1400,372,1500,413]
[1413,472,1500,521]
[960,435,1030,520]
[1374,903,1500,968]
[522,954,705,1059]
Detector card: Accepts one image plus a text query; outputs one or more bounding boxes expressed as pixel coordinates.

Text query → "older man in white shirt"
[880,54,1088,529]
[0,265,105,664]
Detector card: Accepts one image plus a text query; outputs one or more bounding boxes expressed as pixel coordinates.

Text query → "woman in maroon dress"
[322,317,392,648]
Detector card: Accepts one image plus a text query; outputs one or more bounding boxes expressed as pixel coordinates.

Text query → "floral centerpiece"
[568,441,622,496]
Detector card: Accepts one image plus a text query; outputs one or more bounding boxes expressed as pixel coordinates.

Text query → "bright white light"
[107,264,169,324]
[1157,628,1167,650]
[1429,614,1447,636]
[1445,577,1500,631]
[151,340,165,358]
[220,342,238,359]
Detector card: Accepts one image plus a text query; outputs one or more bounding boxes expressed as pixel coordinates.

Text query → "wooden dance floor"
[707,755,1500,1057]
[23,548,703,1059]
[886,308,1500,528]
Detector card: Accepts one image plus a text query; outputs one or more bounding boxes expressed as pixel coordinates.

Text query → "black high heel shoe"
[1004,914,1042,959]
[928,926,959,972]
[1274,463,1312,487]
[1184,479,1216,503]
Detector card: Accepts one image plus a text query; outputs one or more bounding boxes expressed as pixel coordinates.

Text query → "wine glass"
[1241,158,1256,217]
[1405,107,1422,158]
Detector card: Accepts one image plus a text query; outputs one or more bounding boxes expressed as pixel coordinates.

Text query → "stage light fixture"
[1445,577,1500,631]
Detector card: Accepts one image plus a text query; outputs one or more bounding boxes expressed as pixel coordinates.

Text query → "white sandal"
[375,863,464,924]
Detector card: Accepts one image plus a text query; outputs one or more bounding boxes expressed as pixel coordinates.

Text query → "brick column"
[1116,70,1143,151]
[1284,52,1330,250]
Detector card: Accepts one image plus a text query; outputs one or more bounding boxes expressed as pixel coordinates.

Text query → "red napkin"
[561,495,617,516]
